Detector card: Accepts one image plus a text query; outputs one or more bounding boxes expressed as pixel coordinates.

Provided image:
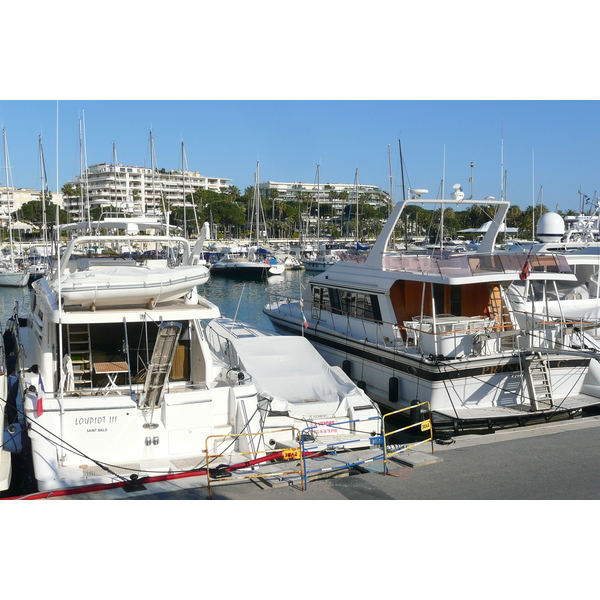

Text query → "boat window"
[312,286,331,312]
[311,285,381,322]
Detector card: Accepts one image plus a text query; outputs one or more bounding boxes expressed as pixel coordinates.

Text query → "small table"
[94,361,129,395]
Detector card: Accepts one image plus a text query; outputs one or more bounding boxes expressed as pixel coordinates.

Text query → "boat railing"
[381,402,434,475]
[266,291,405,350]
[380,251,571,278]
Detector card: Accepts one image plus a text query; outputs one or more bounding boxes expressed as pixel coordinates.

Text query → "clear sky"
[1,99,598,214]
[3,3,600,216]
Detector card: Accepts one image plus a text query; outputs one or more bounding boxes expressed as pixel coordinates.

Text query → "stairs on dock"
[524,352,554,411]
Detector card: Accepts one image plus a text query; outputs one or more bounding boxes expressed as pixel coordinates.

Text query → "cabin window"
[312,285,381,322]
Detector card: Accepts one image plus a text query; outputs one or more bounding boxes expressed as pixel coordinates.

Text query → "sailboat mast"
[2,129,16,267]
[82,111,91,227]
[388,144,394,218]
[112,142,118,214]
[255,161,260,245]
[182,141,186,238]
[316,164,320,244]
[355,168,359,242]
[39,135,48,249]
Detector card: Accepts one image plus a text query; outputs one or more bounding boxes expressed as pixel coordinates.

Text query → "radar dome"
[537,212,564,243]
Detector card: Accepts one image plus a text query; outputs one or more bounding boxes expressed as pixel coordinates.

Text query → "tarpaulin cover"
[230,335,366,416]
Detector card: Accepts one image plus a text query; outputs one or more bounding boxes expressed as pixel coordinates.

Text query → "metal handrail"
[299,414,383,488]
[382,402,434,475]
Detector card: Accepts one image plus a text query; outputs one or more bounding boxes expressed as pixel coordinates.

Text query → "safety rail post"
[300,414,384,489]
[382,402,434,476]
[205,427,303,499]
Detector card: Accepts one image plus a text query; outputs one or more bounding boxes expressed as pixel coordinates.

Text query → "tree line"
[8,184,585,242]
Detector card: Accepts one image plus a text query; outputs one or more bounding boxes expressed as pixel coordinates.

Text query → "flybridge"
[380,251,573,281]
[365,185,510,268]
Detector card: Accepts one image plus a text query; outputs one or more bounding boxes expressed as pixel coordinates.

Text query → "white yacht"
[4,218,381,493]
[264,187,600,432]
[504,210,600,337]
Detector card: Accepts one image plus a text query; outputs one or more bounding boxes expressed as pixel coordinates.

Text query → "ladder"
[524,352,554,411]
[138,322,182,410]
[67,324,92,389]
[488,283,514,330]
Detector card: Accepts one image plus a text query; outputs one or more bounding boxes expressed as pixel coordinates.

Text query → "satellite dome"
[537,212,564,243]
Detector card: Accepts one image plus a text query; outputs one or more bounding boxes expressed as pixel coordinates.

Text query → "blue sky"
[0,99,598,213]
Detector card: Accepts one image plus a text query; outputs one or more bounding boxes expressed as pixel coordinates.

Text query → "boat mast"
[255,161,260,246]
[39,135,49,250]
[388,144,394,217]
[316,164,320,245]
[2,129,17,268]
[181,141,186,238]
[112,142,119,216]
[81,111,91,228]
[354,168,359,243]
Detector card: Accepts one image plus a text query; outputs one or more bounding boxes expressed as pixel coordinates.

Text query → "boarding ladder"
[138,322,182,411]
[488,283,517,350]
[524,352,554,411]
[488,283,514,330]
[67,324,92,390]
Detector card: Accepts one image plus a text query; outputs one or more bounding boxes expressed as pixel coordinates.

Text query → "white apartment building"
[63,163,231,220]
[258,180,390,212]
[0,186,63,221]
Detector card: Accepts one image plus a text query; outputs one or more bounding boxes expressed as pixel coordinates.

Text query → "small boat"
[264,186,600,433]
[301,253,341,272]
[0,263,29,288]
[54,218,210,309]
[210,250,285,279]
[210,161,285,280]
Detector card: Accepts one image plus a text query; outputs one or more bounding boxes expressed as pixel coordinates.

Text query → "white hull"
[0,370,11,491]
[211,260,283,278]
[0,270,29,287]
[264,302,596,419]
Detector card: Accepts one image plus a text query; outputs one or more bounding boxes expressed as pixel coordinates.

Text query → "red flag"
[36,374,46,417]
[519,260,530,280]
[302,311,309,329]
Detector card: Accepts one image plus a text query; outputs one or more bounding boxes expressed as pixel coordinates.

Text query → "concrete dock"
[56,412,600,500]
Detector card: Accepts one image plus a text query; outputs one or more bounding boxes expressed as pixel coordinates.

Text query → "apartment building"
[63,163,231,220]
[258,180,390,213]
[0,186,63,221]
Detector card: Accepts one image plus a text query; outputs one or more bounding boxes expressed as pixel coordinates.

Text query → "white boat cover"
[230,335,366,416]
[59,264,209,306]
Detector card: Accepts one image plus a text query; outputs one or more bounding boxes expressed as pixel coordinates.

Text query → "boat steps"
[524,353,554,410]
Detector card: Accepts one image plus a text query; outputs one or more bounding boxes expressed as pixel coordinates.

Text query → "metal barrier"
[382,402,434,475]
[205,428,304,499]
[299,415,384,488]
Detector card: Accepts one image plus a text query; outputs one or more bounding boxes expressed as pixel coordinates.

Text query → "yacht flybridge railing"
[373,251,572,278]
